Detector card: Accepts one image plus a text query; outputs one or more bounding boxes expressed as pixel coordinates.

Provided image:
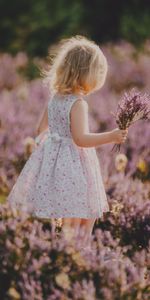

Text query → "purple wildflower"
[112,88,150,152]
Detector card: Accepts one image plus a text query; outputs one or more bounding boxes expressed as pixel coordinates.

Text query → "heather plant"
[0,202,149,300]
[0,41,150,299]
[0,76,49,192]
[95,173,150,254]
[111,88,150,152]
[0,53,28,90]
[0,41,150,191]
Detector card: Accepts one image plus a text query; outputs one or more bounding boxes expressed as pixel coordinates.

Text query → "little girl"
[7,35,128,250]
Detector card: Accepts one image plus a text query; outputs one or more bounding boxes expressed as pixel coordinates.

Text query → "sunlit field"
[0,40,149,299]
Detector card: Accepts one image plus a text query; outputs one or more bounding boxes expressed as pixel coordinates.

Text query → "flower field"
[0,41,150,299]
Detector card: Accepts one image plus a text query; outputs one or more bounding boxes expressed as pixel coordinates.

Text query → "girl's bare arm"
[70,99,128,148]
[35,103,49,135]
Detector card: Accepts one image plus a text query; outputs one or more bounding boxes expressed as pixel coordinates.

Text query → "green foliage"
[17,60,40,80]
[0,0,150,56]
[0,0,84,56]
[120,11,150,45]
[0,195,6,204]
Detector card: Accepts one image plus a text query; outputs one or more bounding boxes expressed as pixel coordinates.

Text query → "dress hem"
[32,209,110,220]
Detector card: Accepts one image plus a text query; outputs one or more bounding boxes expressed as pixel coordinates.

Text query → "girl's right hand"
[110,128,128,144]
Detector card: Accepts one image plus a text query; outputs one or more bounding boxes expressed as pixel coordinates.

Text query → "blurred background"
[0,2,150,298]
[0,0,150,56]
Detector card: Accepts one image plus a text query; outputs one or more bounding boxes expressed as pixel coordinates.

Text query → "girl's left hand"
[34,129,49,146]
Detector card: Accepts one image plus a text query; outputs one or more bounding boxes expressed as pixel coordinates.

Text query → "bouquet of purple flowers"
[111,88,150,152]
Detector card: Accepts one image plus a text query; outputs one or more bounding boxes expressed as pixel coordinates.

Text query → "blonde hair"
[42,35,108,96]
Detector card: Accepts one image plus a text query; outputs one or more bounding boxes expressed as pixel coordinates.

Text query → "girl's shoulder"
[65,94,88,111]
[53,92,86,100]
[70,97,88,116]
[49,93,88,113]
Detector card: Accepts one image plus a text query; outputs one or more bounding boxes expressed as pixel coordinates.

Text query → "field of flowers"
[0,40,150,299]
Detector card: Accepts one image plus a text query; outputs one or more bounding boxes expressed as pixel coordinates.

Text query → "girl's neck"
[55,91,86,98]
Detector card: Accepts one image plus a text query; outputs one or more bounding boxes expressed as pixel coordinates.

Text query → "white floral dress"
[7,93,109,219]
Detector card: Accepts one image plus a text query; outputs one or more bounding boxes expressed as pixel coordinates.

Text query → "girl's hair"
[42,35,108,96]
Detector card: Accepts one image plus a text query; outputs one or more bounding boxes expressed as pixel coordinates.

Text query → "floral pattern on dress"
[7,93,109,219]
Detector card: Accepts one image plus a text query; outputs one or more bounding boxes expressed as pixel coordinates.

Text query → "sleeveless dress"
[7,93,109,219]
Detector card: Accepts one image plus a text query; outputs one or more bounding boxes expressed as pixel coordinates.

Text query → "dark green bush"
[0,0,150,56]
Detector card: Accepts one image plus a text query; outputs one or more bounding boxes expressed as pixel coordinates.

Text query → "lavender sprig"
[111,88,150,152]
